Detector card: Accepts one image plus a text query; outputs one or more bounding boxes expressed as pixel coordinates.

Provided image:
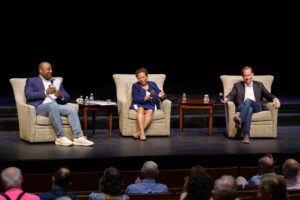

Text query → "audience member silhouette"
[125,161,168,194]
[257,174,288,200]
[211,175,240,200]
[89,167,129,200]
[183,172,213,200]
[0,167,40,200]
[39,167,78,200]
[282,158,300,190]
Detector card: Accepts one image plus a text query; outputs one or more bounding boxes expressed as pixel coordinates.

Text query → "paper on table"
[91,100,117,106]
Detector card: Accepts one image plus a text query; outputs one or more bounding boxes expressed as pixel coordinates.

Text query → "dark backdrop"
[1,1,299,100]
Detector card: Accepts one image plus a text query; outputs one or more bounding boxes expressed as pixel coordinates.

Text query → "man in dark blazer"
[221,66,280,143]
[25,62,93,146]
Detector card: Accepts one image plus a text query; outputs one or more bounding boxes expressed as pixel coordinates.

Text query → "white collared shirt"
[40,75,57,104]
[244,81,256,102]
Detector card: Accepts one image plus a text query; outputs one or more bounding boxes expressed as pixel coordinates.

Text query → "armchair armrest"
[265,102,278,119]
[226,101,236,116]
[160,99,172,114]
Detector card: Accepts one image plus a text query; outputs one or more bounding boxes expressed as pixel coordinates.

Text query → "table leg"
[83,107,88,136]
[179,105,183,135]
[92,110,96,134]
[209,105,213,136]
[108,107,112,136]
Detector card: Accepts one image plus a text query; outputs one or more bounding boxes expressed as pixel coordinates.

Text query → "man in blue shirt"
[125,161,169,194]
[39,167,78,200]
[236,154,276,189]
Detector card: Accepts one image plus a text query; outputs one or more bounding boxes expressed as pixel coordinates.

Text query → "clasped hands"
[144,90,165,101]
[46,85,62,98]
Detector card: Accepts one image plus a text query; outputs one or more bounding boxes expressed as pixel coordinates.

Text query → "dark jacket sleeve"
[150,81,167,100]
[25,78,46,101]
[226,83,238,101]
[261,83,276,102]
[132,83,146,105]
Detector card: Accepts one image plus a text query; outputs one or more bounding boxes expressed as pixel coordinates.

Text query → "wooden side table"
[79,104,114,136]
[177,99,216,136]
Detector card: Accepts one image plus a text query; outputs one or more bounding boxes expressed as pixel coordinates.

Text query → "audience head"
[282,158,300,179]
[258,156,274,174]
[99,167,124,196]
[38,61,53,80]
[190,165,207,176]
[1,167,23,189]
[212,175,237,200]
[141,161,159,179]
[186,172,214,200]
[53,167,72,189]
[257,174,288,200]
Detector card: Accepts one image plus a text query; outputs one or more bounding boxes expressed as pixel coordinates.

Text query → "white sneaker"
[55,136,73,146]
[73,136,94,146]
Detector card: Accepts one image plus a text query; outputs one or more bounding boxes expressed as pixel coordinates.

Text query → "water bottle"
[182,93,187,102]
[204,94,210,103]
[85,96,90,105]
[79,95,84,104]
[90,93,94,102]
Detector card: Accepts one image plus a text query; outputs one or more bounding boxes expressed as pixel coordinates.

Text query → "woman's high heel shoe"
[133,133,140,139]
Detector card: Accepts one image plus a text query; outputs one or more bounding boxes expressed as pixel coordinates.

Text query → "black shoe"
[234,116,243,137]
[234,116,243,129]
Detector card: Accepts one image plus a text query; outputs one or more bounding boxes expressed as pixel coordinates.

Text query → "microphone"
[219,92,224,100]
[50,79,54,85]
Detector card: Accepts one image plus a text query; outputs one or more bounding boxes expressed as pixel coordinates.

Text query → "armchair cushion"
[37,116,70,125]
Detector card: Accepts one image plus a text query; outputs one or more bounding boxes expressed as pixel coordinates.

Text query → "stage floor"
[1,126,300,173]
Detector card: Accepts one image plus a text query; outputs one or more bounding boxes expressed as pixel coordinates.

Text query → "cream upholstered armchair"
[113,74,172,136]
[10,77,77,143]
[220,75,278,138]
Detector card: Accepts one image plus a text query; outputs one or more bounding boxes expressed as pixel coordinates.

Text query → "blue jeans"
[37,102,83,138]
[237,99,262,135]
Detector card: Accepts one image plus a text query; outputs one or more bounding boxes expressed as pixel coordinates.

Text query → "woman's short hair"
[135,68,148,77]
[187,172,213,200]
[99,167,124,196]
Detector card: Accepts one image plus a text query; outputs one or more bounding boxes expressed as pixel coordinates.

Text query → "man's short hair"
[1,167,22,188]
[258,157,274,171]
[214,175,237,200]
[259,174,288,200]
[54,167,72,188]
[241,66,253,74]
[141,161,158,179]
[187,172,214,200]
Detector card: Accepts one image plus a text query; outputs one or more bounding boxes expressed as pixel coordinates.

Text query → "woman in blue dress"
[129,68,166,141]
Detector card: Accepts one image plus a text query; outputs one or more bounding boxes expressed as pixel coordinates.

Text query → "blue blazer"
[25,76,70,109]
[129,81,167,111]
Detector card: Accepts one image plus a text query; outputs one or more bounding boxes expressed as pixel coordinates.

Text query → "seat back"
[220,75,274,97]
[10,78,27,106]
[112,74,166,107]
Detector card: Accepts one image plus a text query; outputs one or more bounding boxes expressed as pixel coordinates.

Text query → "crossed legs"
[133,107,153,140]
